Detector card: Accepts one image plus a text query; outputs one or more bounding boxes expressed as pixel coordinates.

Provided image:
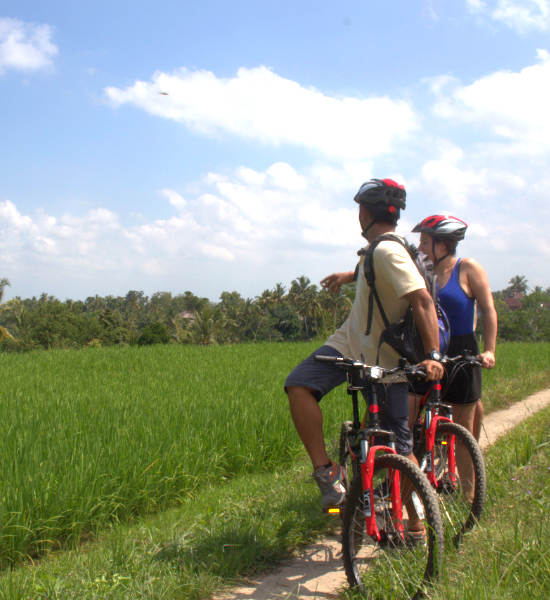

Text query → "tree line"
[491,275,550,343]
[0,276,353,350]
[0,274,548,351]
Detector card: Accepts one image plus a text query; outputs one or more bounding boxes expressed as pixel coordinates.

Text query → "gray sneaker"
[313,462,346,510]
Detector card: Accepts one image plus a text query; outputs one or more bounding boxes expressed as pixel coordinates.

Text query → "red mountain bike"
[409,353,487,545]
[315,354,444,600]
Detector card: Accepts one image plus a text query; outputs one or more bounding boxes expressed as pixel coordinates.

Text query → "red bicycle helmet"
[412,214,467,242]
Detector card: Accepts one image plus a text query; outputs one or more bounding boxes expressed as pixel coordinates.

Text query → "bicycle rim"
[342,454,443,599]
[430,421,487,544]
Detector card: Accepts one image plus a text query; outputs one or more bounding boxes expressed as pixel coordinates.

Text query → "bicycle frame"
[346,369,404,542]
[416,382,456,489]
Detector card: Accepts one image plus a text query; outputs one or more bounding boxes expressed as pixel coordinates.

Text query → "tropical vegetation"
[0,276,353,350]
[0,274,548,352]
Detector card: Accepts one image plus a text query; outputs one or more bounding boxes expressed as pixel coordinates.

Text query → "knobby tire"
[415,420,486,545]
[342,453,444,600]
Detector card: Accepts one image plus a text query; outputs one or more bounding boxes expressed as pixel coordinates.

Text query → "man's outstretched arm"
[321,271,355,295]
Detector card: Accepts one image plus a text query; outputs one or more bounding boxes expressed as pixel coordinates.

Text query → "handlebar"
[314,354,425,381]
[443,352,482,367]
[315,351,481,382]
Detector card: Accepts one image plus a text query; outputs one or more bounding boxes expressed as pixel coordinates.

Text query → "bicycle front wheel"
[342,453,444,599]
[418,421,486,544]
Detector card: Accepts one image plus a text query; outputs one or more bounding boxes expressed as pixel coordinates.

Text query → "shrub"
[137,322,170,346]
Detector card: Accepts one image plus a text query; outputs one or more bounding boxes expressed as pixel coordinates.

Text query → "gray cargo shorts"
[284,345,413,456]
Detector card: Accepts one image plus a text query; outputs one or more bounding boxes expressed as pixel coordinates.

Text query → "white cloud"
[142,259,165,275]
[414,52,550,286]
[104,66,418,160]
[0,162,366,299]
[0,198,32,228]
[466,0,550,32]
[196,161,360,249]
[0,17,57,74]
[466,0,487,12]
[467,222,489,238]
[493,0,550,32]
[6,47,550,298]
[419,151,490,209]
[432,50,550,155]
[404,134,534,248]
[406,156,550,290]
[197,242,235,261]
[265,162,307,191]
[2,145,550,299]
[161,188,186,209]
[300,204,360,247]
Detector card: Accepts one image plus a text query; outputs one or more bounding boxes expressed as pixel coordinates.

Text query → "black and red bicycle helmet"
[412,214,467,242]
[354,178,406,210]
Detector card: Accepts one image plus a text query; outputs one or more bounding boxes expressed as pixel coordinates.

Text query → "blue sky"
[1,0,550,302]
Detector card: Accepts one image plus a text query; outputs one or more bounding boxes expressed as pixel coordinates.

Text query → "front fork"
[423,411,456,488]
[359,438,404,541]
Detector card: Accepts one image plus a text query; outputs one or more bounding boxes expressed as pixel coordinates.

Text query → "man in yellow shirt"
[285,179,443,517]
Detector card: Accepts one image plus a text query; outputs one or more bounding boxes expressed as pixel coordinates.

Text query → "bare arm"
[404,287,444,380]
[463,258,497,368]
[320,271,355,295]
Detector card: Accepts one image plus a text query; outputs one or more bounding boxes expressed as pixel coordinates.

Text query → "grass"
[0,462,329,599]
[481,341,550,412]
[0,341,548,598]
[427,404,550,599]
[340,404,550,600]
[0,341,344,568]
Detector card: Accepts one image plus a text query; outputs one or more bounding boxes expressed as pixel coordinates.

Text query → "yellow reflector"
[327,507,341,515]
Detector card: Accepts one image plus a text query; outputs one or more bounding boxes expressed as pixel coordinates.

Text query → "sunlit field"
[0,341,548,570]
[0,341,330,566]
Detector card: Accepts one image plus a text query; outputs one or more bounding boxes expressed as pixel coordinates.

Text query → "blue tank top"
[438,259,476,336]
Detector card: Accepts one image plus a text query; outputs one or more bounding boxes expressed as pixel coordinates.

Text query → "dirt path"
[213,388,550,600]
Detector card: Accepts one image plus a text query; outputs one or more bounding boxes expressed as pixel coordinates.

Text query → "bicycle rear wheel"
[342,453,443,599]
[417,421,486,544]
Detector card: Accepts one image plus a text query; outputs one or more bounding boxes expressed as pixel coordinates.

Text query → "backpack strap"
[362,233,408,335]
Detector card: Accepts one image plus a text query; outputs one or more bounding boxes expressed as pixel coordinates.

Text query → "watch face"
[430,351,442,361]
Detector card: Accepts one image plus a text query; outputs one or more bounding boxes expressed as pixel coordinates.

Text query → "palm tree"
[317,288,353,337]
[188,305,220,345]
[256,284,286,310]
[506,275,529,297]
[289,276,319,339]
[272,283,286,303]
[0,278,15,341]
[0,278,10,303]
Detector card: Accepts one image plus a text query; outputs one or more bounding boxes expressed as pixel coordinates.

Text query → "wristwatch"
[425,350,442,362]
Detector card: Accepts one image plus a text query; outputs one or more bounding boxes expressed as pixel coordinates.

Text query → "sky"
[1,0,550,303]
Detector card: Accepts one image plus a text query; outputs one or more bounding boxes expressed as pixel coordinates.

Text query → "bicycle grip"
[314,354,339,363]
[407,366,427,379]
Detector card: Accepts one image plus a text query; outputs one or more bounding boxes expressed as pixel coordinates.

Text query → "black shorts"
[442,333,482,405]
[285,345,413,455]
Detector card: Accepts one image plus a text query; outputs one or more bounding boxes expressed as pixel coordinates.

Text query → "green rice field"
[0,340,549,571]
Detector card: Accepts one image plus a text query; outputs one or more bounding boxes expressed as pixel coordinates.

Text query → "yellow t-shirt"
[326,236,425,369]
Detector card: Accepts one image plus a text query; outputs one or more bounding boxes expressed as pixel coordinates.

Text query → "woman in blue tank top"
[412,215,498,443]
